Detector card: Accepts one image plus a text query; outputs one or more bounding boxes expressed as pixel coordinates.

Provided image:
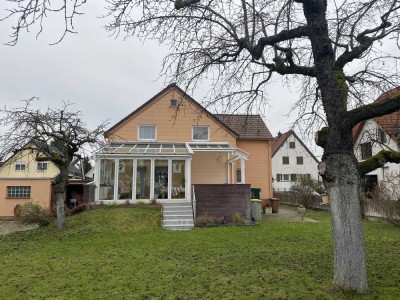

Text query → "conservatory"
[94,142,248,203]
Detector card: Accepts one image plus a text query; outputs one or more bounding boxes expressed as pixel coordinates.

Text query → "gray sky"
[0,2,313,154]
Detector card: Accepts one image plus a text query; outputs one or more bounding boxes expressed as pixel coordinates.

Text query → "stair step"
[163,225,194,231]
[162,202,194,231]
[163,215,193,220]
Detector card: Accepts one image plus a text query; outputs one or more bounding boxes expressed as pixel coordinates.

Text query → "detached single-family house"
[0,141,91,217]
[271,130,320,191]
[353,87,400,191]
[94,84,273,228]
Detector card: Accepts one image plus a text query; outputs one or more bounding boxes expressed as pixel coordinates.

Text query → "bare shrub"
[372,173,400,226]
[16,202,53,227]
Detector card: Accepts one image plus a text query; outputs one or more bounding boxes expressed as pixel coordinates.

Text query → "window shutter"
[276,174,281,182]
[291,174,297,182]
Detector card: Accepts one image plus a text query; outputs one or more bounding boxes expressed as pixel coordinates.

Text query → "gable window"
[170,99,178,107]
[282,156,289,164]
[377,128,387,143]
[37,162,48,171]
[289,141,295,149]
[7,186,31,198]
[138,125,156,141]
[15,162,26,171]
[296,156,303,165]
[192,126,209,141]
[360,142,372,160]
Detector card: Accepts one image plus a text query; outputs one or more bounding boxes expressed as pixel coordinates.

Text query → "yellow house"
[0,141,89,217]
[0,142,60,217]
[95,84,273,205]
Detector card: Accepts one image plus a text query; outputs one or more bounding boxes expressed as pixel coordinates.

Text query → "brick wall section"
[194,184,251,221]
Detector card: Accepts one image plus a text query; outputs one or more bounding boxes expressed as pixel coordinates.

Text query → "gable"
[0,147,60,179]
[272,131,319,163]
[106,84,237,144]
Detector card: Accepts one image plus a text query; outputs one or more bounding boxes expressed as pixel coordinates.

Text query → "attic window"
[15,162,26,171]
[170,99,178,107]
[37,162,48,171]
[289,141,295,149]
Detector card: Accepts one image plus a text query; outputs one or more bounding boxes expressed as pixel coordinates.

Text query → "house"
[271,130,320,191]
[0,141,91,217]
[353,87,400,191]
[93,84,273,228]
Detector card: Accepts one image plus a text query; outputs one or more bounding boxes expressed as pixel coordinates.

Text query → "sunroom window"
[138,125,156,140]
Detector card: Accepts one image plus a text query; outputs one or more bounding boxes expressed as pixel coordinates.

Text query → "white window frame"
[15,162,26,171]
[138,125,157,141]
[37,162,48,171]
[192,126,210,141]
[281,174,290,182]
[7,186,31,198]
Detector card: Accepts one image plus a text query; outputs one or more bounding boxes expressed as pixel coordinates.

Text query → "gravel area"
[0,220,38,236]
[263,206,319,222]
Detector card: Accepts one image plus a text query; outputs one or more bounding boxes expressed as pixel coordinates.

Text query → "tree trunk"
[319,154,369,293]
[54,171,68,230]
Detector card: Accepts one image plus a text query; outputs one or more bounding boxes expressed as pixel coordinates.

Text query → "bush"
[70,204,89,215]
[16,202,53,227]
[195,214,214,225]
[370,173,400,226]
[290,177,324,208]
[232,212,246,224]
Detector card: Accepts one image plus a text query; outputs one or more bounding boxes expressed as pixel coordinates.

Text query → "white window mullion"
[150,159,155,200]
[132,159,137,200]
[114,159,119,201]
[168,159,172,200]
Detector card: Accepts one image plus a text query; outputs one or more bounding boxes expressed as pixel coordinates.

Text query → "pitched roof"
[353,87,400,144]
[214,114,273,140]
[271,130,319,163]
[105,83,238,138]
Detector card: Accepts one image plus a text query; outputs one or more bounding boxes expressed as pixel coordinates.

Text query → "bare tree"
[0,98,108,229]
[4,0,400,294]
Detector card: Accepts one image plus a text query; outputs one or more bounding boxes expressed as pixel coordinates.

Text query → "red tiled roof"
[271,130,319,163]
[214,114,273,140]
[353,87,400,144]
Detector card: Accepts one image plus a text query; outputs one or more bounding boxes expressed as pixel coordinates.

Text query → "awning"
[96,142,249,160]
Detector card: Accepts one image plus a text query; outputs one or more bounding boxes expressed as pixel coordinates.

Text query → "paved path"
[0,220,38,236]
[263,206,319,222]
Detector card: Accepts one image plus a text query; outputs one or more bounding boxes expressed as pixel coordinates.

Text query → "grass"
[0,206,399,299]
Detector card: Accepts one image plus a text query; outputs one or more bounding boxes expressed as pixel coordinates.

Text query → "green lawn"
[0,206,399,300]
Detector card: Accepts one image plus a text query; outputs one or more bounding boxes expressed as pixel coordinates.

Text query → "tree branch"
[347,91,400,127]
[359,150,400,176]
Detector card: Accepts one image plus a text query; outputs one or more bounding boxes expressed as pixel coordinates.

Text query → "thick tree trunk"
[319,154,369,293]
[54,171,67,230]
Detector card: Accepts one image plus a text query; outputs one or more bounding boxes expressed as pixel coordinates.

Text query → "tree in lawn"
[4,0,400,293]
[0,99,107,229]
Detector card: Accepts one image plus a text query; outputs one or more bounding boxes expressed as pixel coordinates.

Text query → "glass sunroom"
[94,142,248,203]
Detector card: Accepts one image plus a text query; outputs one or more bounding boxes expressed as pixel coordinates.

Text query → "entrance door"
[154,160,168,199]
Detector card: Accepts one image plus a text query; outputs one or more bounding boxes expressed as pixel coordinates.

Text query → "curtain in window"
[139,126,155,139]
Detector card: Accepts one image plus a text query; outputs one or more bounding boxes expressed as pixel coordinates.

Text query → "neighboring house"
[353,87,400,191]
[0,141,91,217]
[94,83,274,204]
[271,130,320,191]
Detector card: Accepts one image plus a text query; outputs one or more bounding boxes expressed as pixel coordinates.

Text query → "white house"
[271,130,320,191]
[353,88,400,190]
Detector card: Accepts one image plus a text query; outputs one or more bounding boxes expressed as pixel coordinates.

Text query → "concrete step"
[163,219,194,225]
[163,210,193,215]
[163,224,194,231]
[163,214,193,220]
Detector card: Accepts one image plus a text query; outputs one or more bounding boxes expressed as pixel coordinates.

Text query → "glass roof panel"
[99,142,190,156]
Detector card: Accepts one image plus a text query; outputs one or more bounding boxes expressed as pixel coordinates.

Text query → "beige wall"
[191,152,228,184]
[236,140,272,199]
[108,88,237,145]
[0,179,52,217]
[0,149,59,179]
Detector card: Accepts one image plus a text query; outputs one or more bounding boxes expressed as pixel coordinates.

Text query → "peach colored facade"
[97,84,273,202]
[108,88,237,145]
[0,179,52,217]
[236,140,273,199]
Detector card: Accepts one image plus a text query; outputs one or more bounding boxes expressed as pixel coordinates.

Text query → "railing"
[192,185,196,220]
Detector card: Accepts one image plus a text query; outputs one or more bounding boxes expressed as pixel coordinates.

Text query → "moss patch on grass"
[0,207,399,299]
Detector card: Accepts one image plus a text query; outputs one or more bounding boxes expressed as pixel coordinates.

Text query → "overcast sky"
[0,2,316,155]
